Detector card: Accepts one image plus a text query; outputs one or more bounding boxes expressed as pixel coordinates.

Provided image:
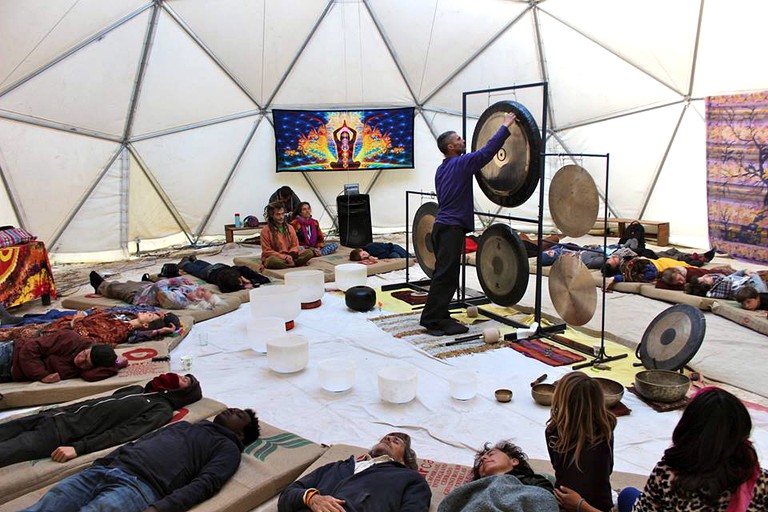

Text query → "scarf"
[726,465,760,512]
[294,216,318,248]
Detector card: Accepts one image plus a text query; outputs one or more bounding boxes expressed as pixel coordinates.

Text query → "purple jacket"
[434,125,511,231]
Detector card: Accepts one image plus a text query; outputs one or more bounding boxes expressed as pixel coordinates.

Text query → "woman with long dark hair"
[621,387,767,511]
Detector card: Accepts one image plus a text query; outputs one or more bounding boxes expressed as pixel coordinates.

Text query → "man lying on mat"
[0,372,202,468]
[176,255,270,292]
[0,308,180,346]
[278,432,431,512]
[19,407,260,512]
[0,330,120,384]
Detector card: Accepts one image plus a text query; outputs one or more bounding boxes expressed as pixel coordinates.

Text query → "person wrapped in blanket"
[89,272,222,310]
[438,440,558,512]
[290,201,339,256]
[19,407,260,512]
[0,330,121,384]
[0,308,180,346]
[0,372,201,468]
[684,269,768,300]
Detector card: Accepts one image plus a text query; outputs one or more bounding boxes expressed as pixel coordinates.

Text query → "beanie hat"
[90,344,117,368]
[145,372,181,392]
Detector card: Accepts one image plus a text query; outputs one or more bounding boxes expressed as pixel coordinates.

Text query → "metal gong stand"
[543,153,627,370]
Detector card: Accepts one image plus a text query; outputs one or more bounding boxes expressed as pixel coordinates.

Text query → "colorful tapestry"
[507,338,586,367]
[706,92,768,263]
[0,241,57,308]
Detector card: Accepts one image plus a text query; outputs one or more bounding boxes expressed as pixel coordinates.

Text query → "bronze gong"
[548,253,597,326]
[476,224,529,306]
[472,100,542,208]
[638,304,706,371]
[412,202,438,278]
[549,164,600,237]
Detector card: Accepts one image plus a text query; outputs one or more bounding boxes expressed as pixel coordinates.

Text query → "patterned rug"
[370,312,506,359]
[508,338,586,366]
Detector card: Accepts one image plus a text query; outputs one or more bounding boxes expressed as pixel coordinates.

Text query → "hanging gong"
[472,100,542,208]
[476,224,529,306]
[412,202,438,278]
[639,304,706,371]
[548,253,597,326]
[549,164,600,237]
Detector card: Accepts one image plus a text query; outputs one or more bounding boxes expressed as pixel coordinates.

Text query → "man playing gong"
[420,111,517,336]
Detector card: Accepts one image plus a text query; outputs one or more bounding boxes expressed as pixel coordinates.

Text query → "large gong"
[549,164,600,237]
[638,304,706,371]
[476,224,529,306]
[412,202,438,278]
[472,100,542,208]
[548,253,597,326]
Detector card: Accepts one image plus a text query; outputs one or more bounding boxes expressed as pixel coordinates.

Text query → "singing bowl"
[595,377,624,407]
[531,383,555,406]
[634,370,690,403]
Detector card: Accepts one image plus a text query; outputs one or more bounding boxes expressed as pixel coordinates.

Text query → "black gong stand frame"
[542,152,627,369]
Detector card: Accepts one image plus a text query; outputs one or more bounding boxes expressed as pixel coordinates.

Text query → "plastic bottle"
[234,213,242,228]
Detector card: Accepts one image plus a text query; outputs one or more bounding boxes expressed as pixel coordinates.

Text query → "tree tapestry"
[706,92,768,264]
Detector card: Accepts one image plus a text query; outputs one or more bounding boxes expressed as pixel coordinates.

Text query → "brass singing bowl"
[634,370,690,403]
[531,383,555,406]
[595,377,624,407]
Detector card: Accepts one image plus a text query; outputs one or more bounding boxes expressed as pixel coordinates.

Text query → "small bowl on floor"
[495,388,513,403]
[634,370,690,403]
[595,377,624,407]
[531,383,555,406]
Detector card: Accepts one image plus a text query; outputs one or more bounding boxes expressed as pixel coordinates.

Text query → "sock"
[703,249,715,262]
[89,271,105,294]
[438,318,469,335]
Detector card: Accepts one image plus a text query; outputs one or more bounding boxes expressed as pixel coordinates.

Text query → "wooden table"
[609,218,670,246]
[224,223,266,243]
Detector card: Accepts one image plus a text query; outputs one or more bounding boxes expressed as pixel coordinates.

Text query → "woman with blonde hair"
[546,371,616,512]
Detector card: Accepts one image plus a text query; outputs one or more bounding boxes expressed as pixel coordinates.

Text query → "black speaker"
[337,194,372,248]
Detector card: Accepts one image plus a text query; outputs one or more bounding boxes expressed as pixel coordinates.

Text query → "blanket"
[437,474,559,512]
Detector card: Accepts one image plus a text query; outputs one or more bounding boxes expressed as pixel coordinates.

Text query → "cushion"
[61,294,241,323]
[711,301,768,336]
[639,285,715,310]
[0,227,36,248]
[0,396,227,506]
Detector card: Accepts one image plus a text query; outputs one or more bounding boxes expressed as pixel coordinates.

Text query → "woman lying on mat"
[290,201,338,256]
[0,308,180,346]
[655,265,737,291]
[546,371,616,512]
[261,201,315,269]
[89,272,222,310]
[617,387,768,512]
[349,242,413,262]
[685,269,768,300]
[439,440,557,512]
[0,372,201,468]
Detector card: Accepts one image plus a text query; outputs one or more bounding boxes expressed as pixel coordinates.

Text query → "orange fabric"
[260,224,301,260]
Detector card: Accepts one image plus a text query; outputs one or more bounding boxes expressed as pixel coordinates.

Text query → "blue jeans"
[617,487,642,512]
[21,466,159,512]
[0,340,13,382]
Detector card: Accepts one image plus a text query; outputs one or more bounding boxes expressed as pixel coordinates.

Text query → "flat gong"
[476,224,528,306]
[413,202,438,278]
[472,100,542,208]
[639,304,706,371]
[549,164,599,237]
[548,253,597,326]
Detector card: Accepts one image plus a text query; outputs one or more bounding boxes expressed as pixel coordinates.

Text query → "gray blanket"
[437,474,559,512]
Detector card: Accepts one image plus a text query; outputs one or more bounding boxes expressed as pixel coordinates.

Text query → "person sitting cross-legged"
[0,372,202,468]
[278,432,431,512]
[261,201,315,269]
[290,201,338,256]
[438,440,558,512]
[19,407,260,512]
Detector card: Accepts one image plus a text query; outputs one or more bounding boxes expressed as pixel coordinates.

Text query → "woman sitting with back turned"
[260,202,315,269]
[438,440,558,512]
[618,387,767,512]
[290,201,338,256]
[546,371,616,512]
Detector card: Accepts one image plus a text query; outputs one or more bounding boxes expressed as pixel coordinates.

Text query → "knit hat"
[90,344,117,368]
[146,373,203,409]
[145,372,181,392]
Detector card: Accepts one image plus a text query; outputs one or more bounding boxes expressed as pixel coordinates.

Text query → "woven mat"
[627,384,689,412]
[370,312,505,359]
[508,338,586,367]
[609,400,632,417]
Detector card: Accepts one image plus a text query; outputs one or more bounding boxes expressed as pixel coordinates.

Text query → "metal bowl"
[495,388,513,403]
[634,370,690,403]
[531,383,555,406]
[595,377,624,407]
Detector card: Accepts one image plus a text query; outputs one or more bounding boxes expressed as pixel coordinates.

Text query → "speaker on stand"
[337,194,372,248]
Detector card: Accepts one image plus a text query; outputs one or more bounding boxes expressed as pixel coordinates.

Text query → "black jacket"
[96,420,243,512]
[278,456,431,512]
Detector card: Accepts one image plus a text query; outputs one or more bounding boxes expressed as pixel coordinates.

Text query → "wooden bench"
[608,218,670,246]
[224,223,266,243]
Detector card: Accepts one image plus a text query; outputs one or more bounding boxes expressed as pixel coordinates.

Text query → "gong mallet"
[445,327,502,346]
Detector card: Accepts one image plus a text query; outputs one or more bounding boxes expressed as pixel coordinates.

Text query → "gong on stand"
[475,224,529,306]
[636,304,706,371]
[548,164,600,238]
[412,201,438,278]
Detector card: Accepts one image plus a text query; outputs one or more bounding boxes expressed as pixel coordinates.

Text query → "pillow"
[0,227,36,248]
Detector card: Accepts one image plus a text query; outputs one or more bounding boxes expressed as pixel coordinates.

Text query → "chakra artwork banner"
[273,107,414,171]
[706,92,768,264]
